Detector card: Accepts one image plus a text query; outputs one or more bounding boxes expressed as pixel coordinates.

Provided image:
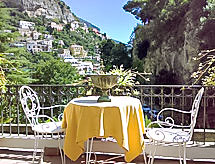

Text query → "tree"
[100,39,115,71]
[123,0,190,24]
[100,39,132,71]
[4,48,35,84]
[111,43,132,68]
[31,52,81,84]
[192,49,215,85]
[123,0,193,50]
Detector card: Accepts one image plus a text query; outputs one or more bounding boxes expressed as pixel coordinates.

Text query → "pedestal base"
[97,96,111,102]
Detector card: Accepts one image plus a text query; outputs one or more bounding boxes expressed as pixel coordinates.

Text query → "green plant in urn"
[89,64,151,102]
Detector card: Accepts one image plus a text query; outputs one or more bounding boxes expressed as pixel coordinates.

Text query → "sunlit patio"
[1,85,215,163]
[0,140,215,163]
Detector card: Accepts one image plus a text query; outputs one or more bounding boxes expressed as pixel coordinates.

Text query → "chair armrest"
[158,108,191,115]
[36,115,58,128]
[40,105,66,110]
[148,108,192,129]
[57,113,63,122]
[40,105,66,122]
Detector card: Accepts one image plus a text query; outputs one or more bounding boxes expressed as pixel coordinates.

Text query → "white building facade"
[19,21,35,30]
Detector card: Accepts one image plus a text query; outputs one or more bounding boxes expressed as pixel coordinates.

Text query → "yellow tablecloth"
[62,96,145,162]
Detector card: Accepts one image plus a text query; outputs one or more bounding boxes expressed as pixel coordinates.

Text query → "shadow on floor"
[0,148,215,164]
[0,149,40,164]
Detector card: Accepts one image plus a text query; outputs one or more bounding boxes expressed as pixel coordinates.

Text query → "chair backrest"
[189,87,204,136]
[19,86,41,127]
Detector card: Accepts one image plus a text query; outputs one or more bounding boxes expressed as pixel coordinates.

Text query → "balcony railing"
[0,85,215,144]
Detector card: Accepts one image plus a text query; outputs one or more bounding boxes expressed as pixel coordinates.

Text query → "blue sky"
[64,0,141,44]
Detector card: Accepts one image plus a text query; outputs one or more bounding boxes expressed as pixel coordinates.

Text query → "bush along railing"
[1,84,215,143]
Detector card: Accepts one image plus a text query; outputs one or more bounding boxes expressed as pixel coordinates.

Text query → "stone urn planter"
[90,74,118,102]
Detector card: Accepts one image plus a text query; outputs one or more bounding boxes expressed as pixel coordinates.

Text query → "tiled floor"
[0,149,215,164]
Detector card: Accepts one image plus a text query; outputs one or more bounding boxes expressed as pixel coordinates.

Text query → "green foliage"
[9,10,30,27]
[4,48,35,84]
[204,0,215,18]
[109,65,136,87]
[100,39,115,71]
[100,39,132,71]
[108,65,150,95]
[145,115,159,128]
[52,18,61,24]
[0,95,16,123]
[35,26,46,33]
[0,3,33,91]
[0,55,7,92]
[0,6,20,53]
[58,0,66,8]
[202,67,215,85]
[31,52,81,84]
[123,0,190,24]
[144,115,152,127]
[192,49,215,85]
[124,0,192,54]
[0,3,82,86]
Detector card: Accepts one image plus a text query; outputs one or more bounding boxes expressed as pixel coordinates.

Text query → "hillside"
[79,18,100,31]
[2,0,104,57]
[2,0,99,30]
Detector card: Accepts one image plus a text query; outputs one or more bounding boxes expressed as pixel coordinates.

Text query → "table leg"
[100,108,104,136]
[86,138,94,164]
[86,139,89,164]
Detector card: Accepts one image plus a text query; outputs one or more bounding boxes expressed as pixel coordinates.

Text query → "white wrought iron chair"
[19,85,66,164]
[146,87,204,164]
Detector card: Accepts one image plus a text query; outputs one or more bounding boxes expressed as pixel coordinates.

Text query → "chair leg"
[57,133,64,164]
[179,143,187,164]
[143,151,147,164]
[33,132,39,163]
[148,140,158,164]
[151,141,157,164]
[147,142,152,164]
[183,143,187,164]
[89,138,94,163]
[86,138,94,164]
[86,139,89,164]
[63,151,66,164]
[178,143,183,164]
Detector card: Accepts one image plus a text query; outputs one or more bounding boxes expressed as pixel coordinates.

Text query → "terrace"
[0,85,215,163]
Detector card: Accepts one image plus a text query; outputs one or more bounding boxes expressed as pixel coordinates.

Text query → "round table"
[62,96,145,162]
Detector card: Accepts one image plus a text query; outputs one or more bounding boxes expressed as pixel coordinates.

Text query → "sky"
[64,0,141,44]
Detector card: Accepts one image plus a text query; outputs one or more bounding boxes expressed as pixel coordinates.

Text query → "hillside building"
[19,28,32,37]
[70,21,80,31]
[19,21,35,30]
[58,49,71,58]
[70,20,88,32]
[50,22,63,31]
[70,45,87,57]
[10,42,25,48]
[44,34,53,40]
[26,40,53,54]
[64,56,93,75]
[32,31,42,40]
